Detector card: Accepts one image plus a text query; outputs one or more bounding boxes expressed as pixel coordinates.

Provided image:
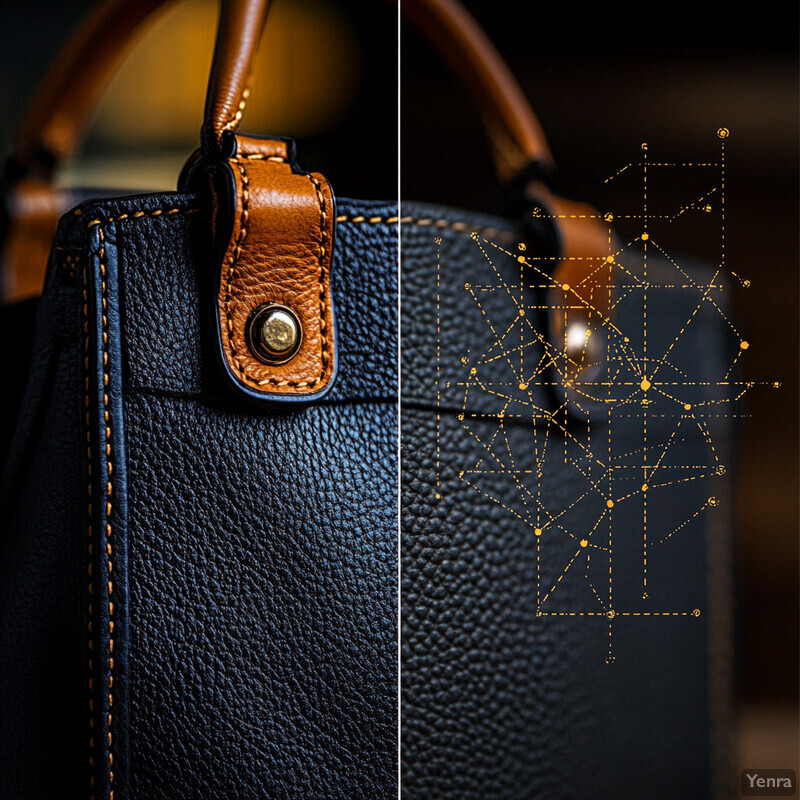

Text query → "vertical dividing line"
[395,1,402,797]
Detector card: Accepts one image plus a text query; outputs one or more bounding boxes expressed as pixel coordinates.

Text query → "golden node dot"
[704,204,712,213]
[434,493,440,499]
[606,499,614,508]
[517,255,526,263]
[743,279,751,287]
[641,232,649,241]
[519,382,528,390]
[684,403,692,410]
[642,592,649,599]
[624,337,630,343]
[640,379,651,391]
[740,341,749,350]
[773,381,782,389]
[604,212,614,222]
[641,142,648,150]
[692,609,701,617]
[518,242,526,251]
[470,367,477,375]
[717,127,729,139]
[641,484,649,492]
[580,539,588,548]
[605,255,614,264]
[519,309,525,316]
[464,282,471,290]
[535,528,542,536]
[562,283,570,291]
[457,413,464,421]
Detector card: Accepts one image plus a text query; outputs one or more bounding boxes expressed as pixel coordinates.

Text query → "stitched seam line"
[302,171,330,387]
[83,259,95,800]
[224,159,251,382]
[85,206,198,798]
[222,86,251,132]
[86,208,199,228]
[337,214,516,241]
[240,154,286,163]
[98,226,115,799]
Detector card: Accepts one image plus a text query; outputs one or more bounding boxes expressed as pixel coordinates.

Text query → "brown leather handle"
[12,0,272,170]
[402,0,553,181]
[200,0,271,155]
[11,0,551,180]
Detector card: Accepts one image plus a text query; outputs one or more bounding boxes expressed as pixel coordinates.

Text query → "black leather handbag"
[0,0,737,798]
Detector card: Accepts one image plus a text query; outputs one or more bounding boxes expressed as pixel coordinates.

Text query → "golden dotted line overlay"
[432,132,777,663]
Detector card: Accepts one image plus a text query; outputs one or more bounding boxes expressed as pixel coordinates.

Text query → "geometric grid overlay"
[435,130,778,661]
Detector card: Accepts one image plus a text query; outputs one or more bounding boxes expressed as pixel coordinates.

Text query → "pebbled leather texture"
[400,201,736,800]
[0,191,398,800]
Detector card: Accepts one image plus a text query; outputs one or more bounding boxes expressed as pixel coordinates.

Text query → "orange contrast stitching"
[224,159,251,381]
[85,205,197,797]
[336,214,515,242]
[97,225,115,798]
[86,208,199,228]
[222,86,251,132]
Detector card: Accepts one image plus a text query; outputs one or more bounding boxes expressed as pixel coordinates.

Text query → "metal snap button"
[246,303,302,365]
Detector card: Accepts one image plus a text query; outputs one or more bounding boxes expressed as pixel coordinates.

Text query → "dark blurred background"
[1,0,797,791]
[0,0,398,198]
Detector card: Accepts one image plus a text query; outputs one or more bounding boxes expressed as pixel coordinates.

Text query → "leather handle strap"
[12,0,272,171]
[402,0,553,181]
[12,0,164,174]
[11,0,551,183]
[200,0,271,155]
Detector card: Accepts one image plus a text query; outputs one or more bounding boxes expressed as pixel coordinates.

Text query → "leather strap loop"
[207,134,338,401]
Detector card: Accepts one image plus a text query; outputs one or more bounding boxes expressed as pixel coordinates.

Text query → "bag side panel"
[91,196,399,799]
[400,201,736,800]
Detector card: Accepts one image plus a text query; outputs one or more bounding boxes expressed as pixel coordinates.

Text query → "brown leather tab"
[213,135,336,399]
[546,192,613,319]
